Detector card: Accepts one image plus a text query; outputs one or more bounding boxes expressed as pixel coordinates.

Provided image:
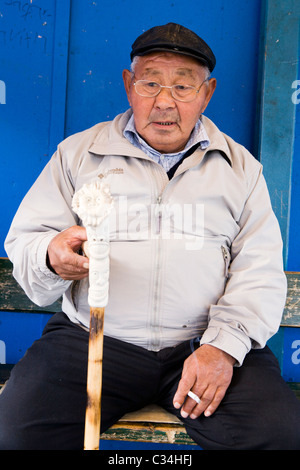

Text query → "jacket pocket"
[221,245,231,278]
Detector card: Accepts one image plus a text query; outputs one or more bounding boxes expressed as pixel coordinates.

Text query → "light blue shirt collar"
[123,114,210,173]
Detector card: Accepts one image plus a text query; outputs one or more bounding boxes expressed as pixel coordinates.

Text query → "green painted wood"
[0,258,61,313]
[267,326,284,370]
[256,0,300,267]
[282,273,300,327]
[101,422,196,445]
[288,382,300,401]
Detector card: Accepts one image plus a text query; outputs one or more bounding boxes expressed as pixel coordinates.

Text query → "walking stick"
[72,181,114,450]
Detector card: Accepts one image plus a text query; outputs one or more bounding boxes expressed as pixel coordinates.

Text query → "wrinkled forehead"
[133,52,207,80]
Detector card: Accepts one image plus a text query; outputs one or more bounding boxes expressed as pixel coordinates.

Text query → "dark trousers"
[0,312,300,450]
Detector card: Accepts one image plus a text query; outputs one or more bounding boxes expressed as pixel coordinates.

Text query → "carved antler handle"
[72,180,114,450]
[72,180,114,307]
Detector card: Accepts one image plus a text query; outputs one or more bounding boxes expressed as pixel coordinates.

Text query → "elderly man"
[1,23,300,450]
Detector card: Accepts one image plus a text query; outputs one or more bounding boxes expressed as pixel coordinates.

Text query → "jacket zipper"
[156,195,163,234]
[149,194,164,350]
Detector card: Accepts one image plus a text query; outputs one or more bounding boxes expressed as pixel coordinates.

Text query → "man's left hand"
[173,344,235,419]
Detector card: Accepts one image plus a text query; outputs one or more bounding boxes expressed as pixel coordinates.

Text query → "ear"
[201,77,217,114]
[122,69,132,106]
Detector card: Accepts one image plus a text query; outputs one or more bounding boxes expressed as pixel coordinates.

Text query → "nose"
[154,86,176,110]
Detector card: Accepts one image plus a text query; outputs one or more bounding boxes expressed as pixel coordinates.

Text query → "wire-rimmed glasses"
[133,78,209,102]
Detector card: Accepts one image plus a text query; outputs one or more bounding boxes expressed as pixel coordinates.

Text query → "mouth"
[152,121,177,128]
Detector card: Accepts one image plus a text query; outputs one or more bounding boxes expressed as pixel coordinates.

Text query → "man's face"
[123,53,216,154]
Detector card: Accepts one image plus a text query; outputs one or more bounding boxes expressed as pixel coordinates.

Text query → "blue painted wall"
[1,0,299,268]
[64,0,262,153]
[0,0,57,250]
[0,0,264,258]
[287,52,300,271]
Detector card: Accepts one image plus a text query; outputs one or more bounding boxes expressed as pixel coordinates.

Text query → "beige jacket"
[5,109,287,365]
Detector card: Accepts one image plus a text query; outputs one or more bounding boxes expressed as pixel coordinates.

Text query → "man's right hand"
[47,225,89,280]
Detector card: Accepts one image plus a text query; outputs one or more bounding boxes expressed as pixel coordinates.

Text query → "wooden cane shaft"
[84,307,105,450]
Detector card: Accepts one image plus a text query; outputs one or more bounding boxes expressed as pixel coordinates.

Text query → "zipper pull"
[221,245,228,260]
[221,245,230,278]
[156,195,163,235]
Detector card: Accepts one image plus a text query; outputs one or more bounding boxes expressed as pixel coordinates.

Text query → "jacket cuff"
[36,233,64,280]
[200,326,250,366]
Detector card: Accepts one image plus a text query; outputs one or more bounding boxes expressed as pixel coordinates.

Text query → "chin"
[155,144,184,154]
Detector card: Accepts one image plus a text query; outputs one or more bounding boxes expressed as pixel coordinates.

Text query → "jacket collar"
[200,115,233,166]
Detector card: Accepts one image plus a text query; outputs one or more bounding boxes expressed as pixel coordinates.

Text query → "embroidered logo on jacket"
[98,168,124,179]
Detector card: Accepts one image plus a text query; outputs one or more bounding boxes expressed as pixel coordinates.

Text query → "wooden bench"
[0,256,299,446]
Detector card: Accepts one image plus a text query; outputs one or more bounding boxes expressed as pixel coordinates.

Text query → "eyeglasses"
[133,78,209,102]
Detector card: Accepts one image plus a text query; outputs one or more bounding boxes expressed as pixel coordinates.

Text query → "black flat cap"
[130,23,216,72]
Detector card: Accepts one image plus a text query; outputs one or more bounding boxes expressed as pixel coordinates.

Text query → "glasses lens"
[172,85,197,102]
[135,80,161,97]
